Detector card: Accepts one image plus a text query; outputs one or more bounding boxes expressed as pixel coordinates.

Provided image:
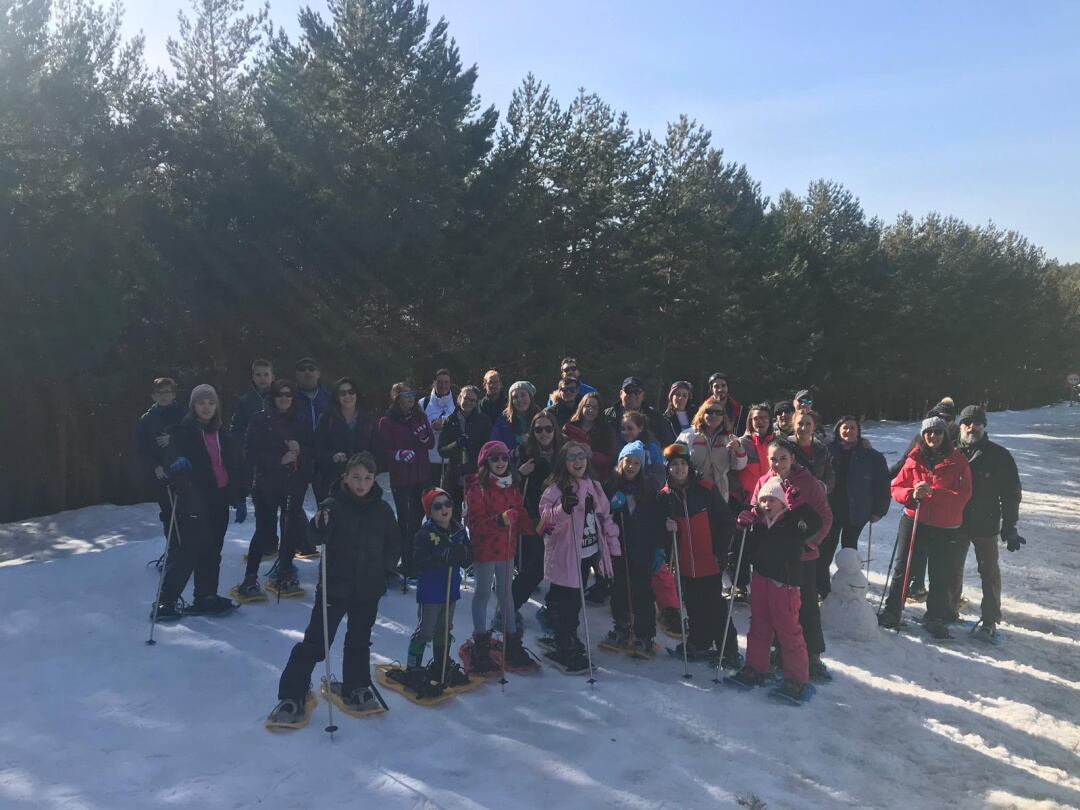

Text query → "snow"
[1,405,1078,810]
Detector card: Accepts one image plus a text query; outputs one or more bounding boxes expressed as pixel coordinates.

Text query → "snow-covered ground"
[1,405,1078,810]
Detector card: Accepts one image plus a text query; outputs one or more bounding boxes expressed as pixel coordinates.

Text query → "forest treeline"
[2,0,1078,521]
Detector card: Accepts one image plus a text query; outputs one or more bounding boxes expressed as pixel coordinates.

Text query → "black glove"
[1002,528,1026,552]
[448,543,469,566]
[458,433,469,452]
[561,488,579,514]
[584,494,595,513]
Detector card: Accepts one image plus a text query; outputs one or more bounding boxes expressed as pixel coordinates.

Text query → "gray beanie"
[920,416,947,434]
[508,380,536,399]
[189,384,219,408]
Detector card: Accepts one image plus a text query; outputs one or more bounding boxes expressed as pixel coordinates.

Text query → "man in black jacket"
[955,405,1024,645]
[605,376,665,448]
[135,377,186,544]
[231,359,276,555]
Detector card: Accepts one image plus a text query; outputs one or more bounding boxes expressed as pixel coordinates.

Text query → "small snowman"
[821,548,879,641]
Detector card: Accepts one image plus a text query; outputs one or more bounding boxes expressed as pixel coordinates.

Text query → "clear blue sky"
[125,0,1080,263]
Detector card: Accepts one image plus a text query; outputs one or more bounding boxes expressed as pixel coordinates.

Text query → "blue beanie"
[618,440,646,464]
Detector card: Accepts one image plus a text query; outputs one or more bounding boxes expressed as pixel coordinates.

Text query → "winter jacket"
[490,411,533,450]
[245,407,314,497]
[296,386,331,434]
[660,478,736,579]
[166,416,245,517]
[889,423,961,478]
[514,443,555,534]
[658,409,691,448]
[676,427,748,501]
[958,436,1022,537]
[719,395,747,437]
[229,388,269,441]
[545,381,597,408]
[420,390,456,465]
[412,517,473,605]
[314,409,380,492]
[135,402,186,480]
[827,438,891,526]
[604,475,666,578]
[307,479,398,602]
[890,446,972,529]
[564,422,616,482]
[787,436,836,495]
[538,478,621,588]
[479,393,508,425]
[437,408,493,487]
[751,462,832,560]
[732,431,773,506]
[546,399,577,427]
[464,473,527,563]
[604,403,665,449]
[376,407,434,489]
[746,505,824,588]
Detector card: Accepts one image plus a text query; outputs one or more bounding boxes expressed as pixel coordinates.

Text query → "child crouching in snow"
[727,475,823,703]
[393,488,473,694]
[269,452,398,726]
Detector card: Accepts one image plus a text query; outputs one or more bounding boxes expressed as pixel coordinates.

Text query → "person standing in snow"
[419,368,456,491]
[479,370,507,425]
[314,377,379,503]
[787,411,835,495]
[706,372,747,436]
[659,380,695,447]
[727,402,776,601]
[618,410,666,491]
[377,383,435,585]
[954,406,1024,645]
[436,385,492,516]
[773,400,796,439]
[879,416,972,640]
[268,452,398,726]
[818,416,890,598]
[135,377,186,549]
[537,441,620,673]
[677,397,748,502]
[230,360,276,558]
[605,376,665,449]
[153,385,246,620]
[490,380,541,450]
[547,376,582,427]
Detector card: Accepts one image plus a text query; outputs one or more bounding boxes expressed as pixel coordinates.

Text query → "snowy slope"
[1,406,1078,810]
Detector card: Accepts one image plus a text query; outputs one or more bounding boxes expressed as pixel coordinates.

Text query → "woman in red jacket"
[880,416,972,640]
[462,440,529,672]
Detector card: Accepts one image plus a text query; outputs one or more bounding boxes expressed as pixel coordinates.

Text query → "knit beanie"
[478,440,510,467]
[663,443,691,466]
[921,416,948,434]
[668,380,693,399]
[508,380,536,400]
[958,405,987,425]
[421,488,451,517]
[758,475,786,505]
[618,440,645,464]
[189,384,218,408]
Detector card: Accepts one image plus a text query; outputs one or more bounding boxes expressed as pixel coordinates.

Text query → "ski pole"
[319,537,338,737]
[500,524,513,687]
[617,512,635,643]
[865,522,873,585]
[670,528,692,680]
[569,497,597,685]
[440,563,453,687]
[713,527,748,684]
[876,524,901,614]
[147,485,179,646]
[895,503,922,631]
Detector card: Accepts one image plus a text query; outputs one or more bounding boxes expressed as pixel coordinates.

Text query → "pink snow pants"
[746,572,809,685]
[652,566,680,611]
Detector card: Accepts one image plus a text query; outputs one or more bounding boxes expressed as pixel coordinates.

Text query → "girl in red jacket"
[880,417,972,640]
[463,440,529,672]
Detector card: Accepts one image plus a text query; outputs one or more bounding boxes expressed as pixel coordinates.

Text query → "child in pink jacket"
[537,441,621,673]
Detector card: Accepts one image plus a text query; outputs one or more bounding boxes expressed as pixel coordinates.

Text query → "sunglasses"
[534,425,555,434]
[562,366,578,373]
[275,392,295,399]
[566,452,588,462]
[487,455,510,463]
[430,500,453,511]
[797,398,813,406]
[338,389,356,396]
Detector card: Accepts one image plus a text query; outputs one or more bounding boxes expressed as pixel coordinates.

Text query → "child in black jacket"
[269,452,398,728]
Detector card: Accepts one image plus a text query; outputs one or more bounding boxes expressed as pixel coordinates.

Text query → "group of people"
[135,357,1025,719]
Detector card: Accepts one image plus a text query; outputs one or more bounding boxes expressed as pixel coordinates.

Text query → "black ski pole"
[147,485,179,646]
[318,535,338,736]
[876,521,902,615]
[713,527,748,684]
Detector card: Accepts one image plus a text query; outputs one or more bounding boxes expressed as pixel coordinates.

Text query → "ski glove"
[234,501,248,524]
[413,424,430,440]
[610,491,627,511]
[736,509,758,529]
[1002,528,1026,552]
[561,490,579,514]
[496,509,518,528]
[458,434,469,451]
[168,456,192,474]
[394,449,416,464]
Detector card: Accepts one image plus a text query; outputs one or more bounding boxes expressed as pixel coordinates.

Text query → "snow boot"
[150,599,184,622]
[268,565,303,598]
[724,667,766,690]
[630,638,657,658]
[769,679,813,705]
[599,624,631,651]
[339,684,383,714]
[546,633,590,674]
[659,607,685,638]
[720,650,744,671]
[877,611,901,629]
[233,575,264,601]
[266,692,315,729]
[387,666,444,699]
[504,630,533,668]
[924,620,954,642]
[185,594,237,616]
[808,655,833,684]
[429,655,471,688]
[906,586,928,603]
[969,620,1003,646]
[469,633,499,674]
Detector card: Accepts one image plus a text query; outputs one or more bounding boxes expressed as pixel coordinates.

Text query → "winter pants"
[727,535,752,590]
[161,487,229,604]
[798,559,825,657]
[391,486,424,577]
[609,556,657,642]
[683,574,737,657]
[651,566,680,612]
[511,534,545,612]
[278,589,379,699]
[407,601,456,669]
[545,583,583,646]
[953,533,1002,625]
[249,487,307,577]
[816,520,868,597]
[471,560,517,636]
[746,572,808,686]
[884,516,965,623]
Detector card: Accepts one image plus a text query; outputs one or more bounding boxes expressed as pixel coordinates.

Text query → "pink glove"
[394,449,416,463]
[736,509,758,529]
[413,423,430,439]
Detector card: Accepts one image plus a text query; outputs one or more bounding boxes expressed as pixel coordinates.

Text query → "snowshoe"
[321,679,387,717]
[768,680,815,706]
[150,599,184,622]
[377,664,454,705]
[266,567,304,598]
[808,656,833,684]
[658,607,685,640]
[719,651,744,671]
[969,621,1003,646]
[426,656,473,689]
[502,631,538,670]
[667,641,718,663]
[629,638,658,659]
[598,625,632,653]
[230,576,267,604]
[906,586,928,603]
[543,646,591,675]
[184,594,238,616]
[923,620,954,642]
[459,634,500,676]
[265,692,317,730]
[877,611,903,630]
[294,542,321,560]
[723,668,766,690]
